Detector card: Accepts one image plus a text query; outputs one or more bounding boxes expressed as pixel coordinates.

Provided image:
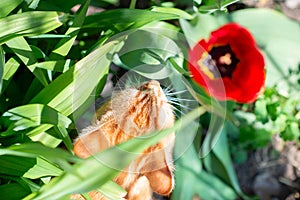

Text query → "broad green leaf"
[83,9,181,31]
[28,130,62,148]
[218,9,300,87]
[49,0,90,59]
[203,123,245,197]
[201,115,225,157]
[2,104,71,136]
[172,145,237,200]
[0,183,30,200]
[142,21,181,41]
[0,155,36,176]
[0,46,4,93]
[180,13,219,47]
[25,107,205,200]
[23,157,63,179]
[0,0,23,17]
[0,11,66,44]
[116,29,182,79]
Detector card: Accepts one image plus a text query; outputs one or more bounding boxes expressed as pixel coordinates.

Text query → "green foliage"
[0,0,299,200]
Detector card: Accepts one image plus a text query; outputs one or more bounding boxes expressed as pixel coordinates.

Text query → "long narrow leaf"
[50,0,90,59]
[0,0,23,17]
[83,9,181,30]
[2,104,71,135]
[0,46,4,93]
[0,11,66,44]
[30,38,124,116]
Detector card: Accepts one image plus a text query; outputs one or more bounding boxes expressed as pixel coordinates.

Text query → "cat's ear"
[73,128,111,158]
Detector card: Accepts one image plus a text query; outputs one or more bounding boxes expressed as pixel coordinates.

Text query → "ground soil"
[235,135,300,199]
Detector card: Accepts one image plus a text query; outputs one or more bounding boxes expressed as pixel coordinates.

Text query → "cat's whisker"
[170,105,186,117]
[164,90,188,96]
[169,101,192,111]
[168,97,196,102]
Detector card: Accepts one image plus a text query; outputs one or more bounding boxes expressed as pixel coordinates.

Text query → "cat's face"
[110,80,175,137]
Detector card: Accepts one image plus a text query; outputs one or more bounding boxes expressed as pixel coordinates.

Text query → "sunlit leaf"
[0,11,66,44]
[23,157,63,179]
[2,104,71,135]
[49,0,90,59]
[0,46,4,93]
[30,38,124,116]
[151,7,193,20]
[0,0,23,17]
[83,9,181,31]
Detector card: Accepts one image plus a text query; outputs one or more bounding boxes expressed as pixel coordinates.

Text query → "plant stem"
[129,0,137,9]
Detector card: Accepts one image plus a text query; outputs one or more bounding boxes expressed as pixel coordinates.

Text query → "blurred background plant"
[0,0,299,200]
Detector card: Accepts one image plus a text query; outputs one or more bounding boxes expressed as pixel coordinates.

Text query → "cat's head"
[110,80,175,137]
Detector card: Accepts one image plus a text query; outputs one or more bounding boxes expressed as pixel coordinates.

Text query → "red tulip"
[188,23,265,103]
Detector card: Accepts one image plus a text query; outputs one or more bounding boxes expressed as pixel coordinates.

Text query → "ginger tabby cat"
[71,80,175,200]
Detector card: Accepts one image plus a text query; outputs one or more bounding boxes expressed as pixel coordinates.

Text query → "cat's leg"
[140,133,175,196]
[126,175,152,200]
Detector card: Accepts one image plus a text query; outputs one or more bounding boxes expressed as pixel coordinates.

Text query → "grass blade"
[0,11,66,44]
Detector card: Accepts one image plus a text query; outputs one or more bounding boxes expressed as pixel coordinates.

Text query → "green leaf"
[31,38,124,116]
[172,145,237,200]
[83,9,181,31]
[23,157,63,179]
[0,46,4,93]
[116,29,182,79]
[0,183,30,200]
[97,181,126,200]
[180,13,219,47]
[27,60,72,74]
[2,57,20,82]
[5,37,37,65]
[0,0,23,17]
[254,99,268,123]
[25,107,205,200]
[0,11,66,44]
[209,124,244,197]
[2,104,72,136]
[5,37,50,86]
[151,6,193,20]
[0,155,36,176]
[49,0,90,59]
[2,142,78,164]
[281,122,300,141]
